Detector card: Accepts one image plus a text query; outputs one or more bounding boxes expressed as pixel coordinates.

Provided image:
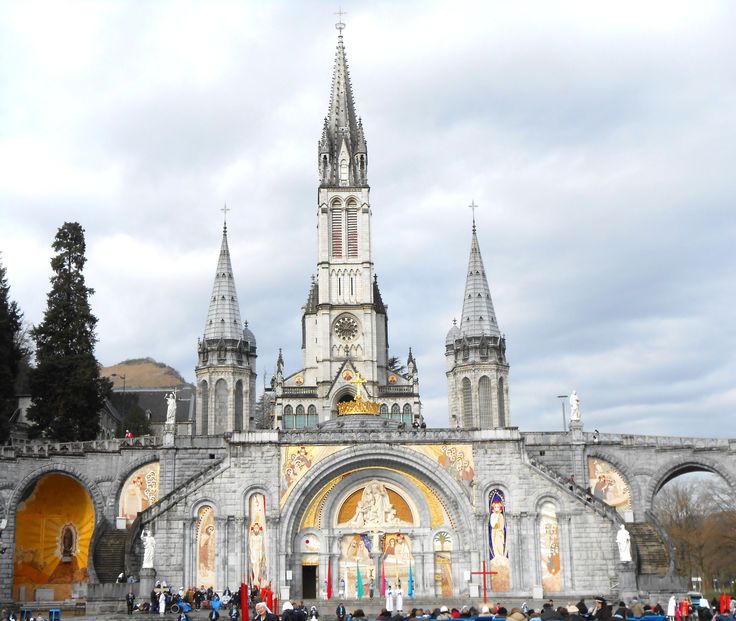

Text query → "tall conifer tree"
[0,257,26,443]
[28,223,111,440]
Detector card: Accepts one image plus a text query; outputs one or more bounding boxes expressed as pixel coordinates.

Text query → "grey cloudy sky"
[1,0,735,436]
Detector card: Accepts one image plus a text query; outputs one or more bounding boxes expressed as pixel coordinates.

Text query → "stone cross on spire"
[221,203,230,226]
[469,200,478,230]
[335,7,347,33]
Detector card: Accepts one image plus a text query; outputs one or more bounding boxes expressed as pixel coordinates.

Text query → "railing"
[1,435,161,457]
[377,385,415,396]
[527,455,622,523]
[282,386,319,397]
[137,457,229,525]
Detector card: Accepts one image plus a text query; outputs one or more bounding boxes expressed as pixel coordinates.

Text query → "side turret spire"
[203,224,243,341]
[460,211,500,338]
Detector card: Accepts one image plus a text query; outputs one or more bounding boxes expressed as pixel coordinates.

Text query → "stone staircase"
[628,522,670,576]
[526,456,621,523]
[93,528,128,583]
[138,456,229,525]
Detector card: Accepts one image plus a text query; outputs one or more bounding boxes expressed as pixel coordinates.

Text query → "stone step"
[93,529,128,583]
[628,522,670,576]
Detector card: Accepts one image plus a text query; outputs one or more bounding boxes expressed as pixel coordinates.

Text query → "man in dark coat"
[336,603,347,621]
[126,591,136,615]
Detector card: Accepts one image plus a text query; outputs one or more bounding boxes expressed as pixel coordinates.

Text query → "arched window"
[347,200,358,258]
[200,380,209,435]
[214,378,228,434]
[307,405,318,427]
[331,202,343,257]
[391,403,401,421]
[234,380,243,431]
[339,158,349,185]
[498,377,506,427]
[462,378,473,427]
[283,405,294,429]
[479,376,492,428]
[402,404,412,425]
[295,405,306,429]
[380,404,389,418]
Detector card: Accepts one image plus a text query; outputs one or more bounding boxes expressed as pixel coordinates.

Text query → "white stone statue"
[349,481,400,528]
[165,392,177,425]
[616,524,632,562]
[569,391,581,421]
[141,528,156,568]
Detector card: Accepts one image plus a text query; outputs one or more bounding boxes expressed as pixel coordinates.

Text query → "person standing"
[385,585,394,615]
[336,603,347,621]
[159,591,167,617]
[126,590,136,615]
[369,579,375,599]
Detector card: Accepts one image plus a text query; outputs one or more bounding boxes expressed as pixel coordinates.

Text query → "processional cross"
[470,559,497,604]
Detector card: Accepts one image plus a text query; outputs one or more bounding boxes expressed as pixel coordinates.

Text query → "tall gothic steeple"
[270,23,421,430]
[318,30,368,187]
[195,218,257,435]
[446,214,509,429]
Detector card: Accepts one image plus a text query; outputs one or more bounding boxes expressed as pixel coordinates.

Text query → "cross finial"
[335,7,347,34]
[221,203,230,226]
[469,200,478,230]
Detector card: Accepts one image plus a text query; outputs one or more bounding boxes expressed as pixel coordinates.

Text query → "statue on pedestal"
[165,392,177,425]
[616,524,632,562]
[569,391,581,422]
[141,529,156,568]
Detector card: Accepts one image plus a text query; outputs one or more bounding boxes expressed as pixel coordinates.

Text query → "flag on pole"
[356,562,364,600]
[327,559,332,600]
[408,562,414,598]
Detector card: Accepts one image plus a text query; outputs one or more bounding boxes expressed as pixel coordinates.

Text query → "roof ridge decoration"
[459,205,501,339]
[203,223,244,341]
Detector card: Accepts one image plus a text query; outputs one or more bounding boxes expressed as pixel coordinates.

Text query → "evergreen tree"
[28,223,111,441]
[0,257,26,443]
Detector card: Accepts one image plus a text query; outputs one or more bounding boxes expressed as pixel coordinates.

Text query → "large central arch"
[278,444,475,598]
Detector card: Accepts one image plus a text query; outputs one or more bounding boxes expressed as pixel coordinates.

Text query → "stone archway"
[647,457,736,510]
[279,444,474,598]
[12,472,96,602]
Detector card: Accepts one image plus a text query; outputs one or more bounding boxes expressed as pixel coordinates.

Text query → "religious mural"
[300,534,320,566]
[13,473,95,601]
[248,494,268,588]
[196,505,216,588]
[383,533,413,592]
[339,533,373,598]
[539,502,561,592]
[280,445,347,507]
[587,458,632,514]
[118,462,159,527]
[488,489,510,592]
[336,481,415,528]
[404,444,474,486]
[433,531,454,598]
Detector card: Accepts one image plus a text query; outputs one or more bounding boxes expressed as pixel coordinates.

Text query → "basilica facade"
[3,26,735,611]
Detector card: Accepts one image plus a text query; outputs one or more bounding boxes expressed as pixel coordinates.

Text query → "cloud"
[1,0,734,437]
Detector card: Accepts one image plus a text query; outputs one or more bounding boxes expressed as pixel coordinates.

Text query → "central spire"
[203,224,243,341]
[318,24,368,187]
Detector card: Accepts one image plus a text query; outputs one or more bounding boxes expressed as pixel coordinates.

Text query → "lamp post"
[557,395,568,432]
[112,373,127,418]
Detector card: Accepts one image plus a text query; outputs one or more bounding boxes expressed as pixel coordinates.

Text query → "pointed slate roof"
[460,222,501,338]
[319,31,367,185]
[203,224,243,341]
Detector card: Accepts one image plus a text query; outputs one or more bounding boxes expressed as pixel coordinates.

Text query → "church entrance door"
[302,565,317,599]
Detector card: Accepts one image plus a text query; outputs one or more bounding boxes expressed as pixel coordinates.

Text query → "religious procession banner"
[280,445,347,507]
